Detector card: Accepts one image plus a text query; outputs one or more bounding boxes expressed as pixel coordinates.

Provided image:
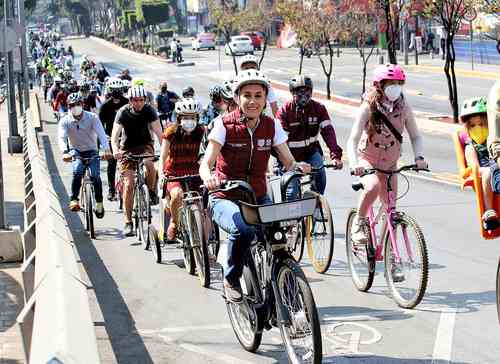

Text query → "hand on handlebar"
[350,165,366,177]
[203,174,221,191]
[101,150,113,161]
[113,150,124,160]
[296,162,311,174]
[415,158,428,170]
[62,153,72,162]
[331,158,343,170]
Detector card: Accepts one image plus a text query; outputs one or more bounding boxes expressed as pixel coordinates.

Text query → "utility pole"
[18,0,30,110]
[414,14,419,65]
[4,0,22,153]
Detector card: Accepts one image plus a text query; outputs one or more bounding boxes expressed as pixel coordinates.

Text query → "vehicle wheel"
[226,262,263,352]
[85,184,95,239]
[384,213,428,309]
[189,205,210,287]
[345,209,375,292]
[181,209,195,275]
[149,225,162,263]
[287,219,305,262]
[306,196,334,274]
[277,258,322,364]
[138,185,151,249]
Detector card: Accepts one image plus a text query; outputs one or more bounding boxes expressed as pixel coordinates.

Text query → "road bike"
[122,153,158,247]
[346,164,430,309]
[210,180,322,363]
[269,164,336,274]
[149,174,217,288]
[72,155,101,239]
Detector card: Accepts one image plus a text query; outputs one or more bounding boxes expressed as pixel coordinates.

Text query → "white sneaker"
[351,216,369,246]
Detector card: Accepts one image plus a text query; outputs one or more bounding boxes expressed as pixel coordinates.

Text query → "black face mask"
[111,90,122,98]
[161,87,167,93]
[294,89,311,108]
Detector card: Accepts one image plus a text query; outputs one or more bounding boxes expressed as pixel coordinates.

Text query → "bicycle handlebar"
[121,154,159,162]
[350,164,430,192]
[163,174,200,183]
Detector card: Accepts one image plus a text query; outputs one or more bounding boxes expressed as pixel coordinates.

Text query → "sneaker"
[107,190,116,201]
[124,222,134,237]
[351,216,369,246]
[224,279,243,303]
[391,263,405,283]
[95,202,105,219]
[149,190,159,206]
[69,199,80,212]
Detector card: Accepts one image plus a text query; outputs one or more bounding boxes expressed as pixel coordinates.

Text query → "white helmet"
[106,77,123,90]
[221,78,235,100]
[127,85,147,99]
[233,70,269,95]
[121,79,131,88]
[239,54,259,69]
[175,97,202,115]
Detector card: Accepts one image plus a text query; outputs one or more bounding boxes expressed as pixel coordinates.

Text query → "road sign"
[464,8,477,22]
[0,24,19,53]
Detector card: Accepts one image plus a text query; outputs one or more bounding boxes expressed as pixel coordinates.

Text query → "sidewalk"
[0,100,27,364]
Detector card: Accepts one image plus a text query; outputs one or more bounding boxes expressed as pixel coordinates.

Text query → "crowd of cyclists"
[29,30,500,362]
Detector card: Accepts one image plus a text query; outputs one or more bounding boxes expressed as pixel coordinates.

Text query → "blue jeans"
[286,151,326,200]
[209,195,271,285]
[71,150,103,202]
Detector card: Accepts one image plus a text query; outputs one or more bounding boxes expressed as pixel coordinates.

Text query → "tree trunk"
[299,47,304,74]
[444,36,459,123]
[258,36,268,69]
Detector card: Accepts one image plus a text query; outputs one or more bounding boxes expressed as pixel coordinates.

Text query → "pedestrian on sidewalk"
[170,38,177,63]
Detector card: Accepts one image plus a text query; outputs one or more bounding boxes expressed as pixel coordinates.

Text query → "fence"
[15,95,100,364]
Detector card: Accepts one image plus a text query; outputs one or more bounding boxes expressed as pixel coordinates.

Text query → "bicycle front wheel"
[384,213,429,309]
[138,185,151,249]
[188,205,210,287]
[181,209,195,275]
[345,209,375,292]
[277,258,322,364]
[306,196,334,273]
[287,219,305,262]
[85,184,95,239]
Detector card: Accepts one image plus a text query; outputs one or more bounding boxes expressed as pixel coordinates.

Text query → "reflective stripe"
[288,135,319,148]
[320,119,332,128]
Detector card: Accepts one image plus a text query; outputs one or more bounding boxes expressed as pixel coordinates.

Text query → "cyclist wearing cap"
[200,70,311,302]
[111,85,163,236]
[347,64,428,247]
[155,81,179,127]
[239,54,278,116]
[119,68,132,81]
[58,93,111,216]
[201,85,226,126]
[99,79,128,201]
[277,75,343,200]
[159,98,205,240]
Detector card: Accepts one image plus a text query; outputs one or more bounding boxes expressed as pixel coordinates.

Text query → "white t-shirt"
[208,116,288,146]
[267,86,277,104]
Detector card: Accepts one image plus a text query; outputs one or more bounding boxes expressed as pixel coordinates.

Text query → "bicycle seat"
[352,182,364,191]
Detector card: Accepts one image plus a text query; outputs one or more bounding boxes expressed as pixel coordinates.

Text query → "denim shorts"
[490,163,500,194]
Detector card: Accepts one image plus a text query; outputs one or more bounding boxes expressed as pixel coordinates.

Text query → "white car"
[224,36,254,56]
[191,33,216,51]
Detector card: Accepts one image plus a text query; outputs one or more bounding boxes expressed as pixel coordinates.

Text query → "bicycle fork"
[270,256,292,327]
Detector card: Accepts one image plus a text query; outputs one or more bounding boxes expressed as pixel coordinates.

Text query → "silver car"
[224,36,254,56]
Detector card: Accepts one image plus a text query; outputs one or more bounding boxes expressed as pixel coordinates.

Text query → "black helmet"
[289,75,313,92]
[182,86,195,98]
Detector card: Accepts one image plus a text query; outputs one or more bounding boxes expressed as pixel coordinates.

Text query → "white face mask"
[181,119,197,133]
[71,105,83,117]
[384,85,402,102]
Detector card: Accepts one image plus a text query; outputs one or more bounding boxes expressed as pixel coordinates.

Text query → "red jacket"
[53,90,68,112]
[277,99,342,161]
[163,124,204,177]
[215,109,275,200]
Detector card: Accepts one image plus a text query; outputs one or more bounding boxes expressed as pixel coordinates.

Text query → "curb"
[406,64,500,80]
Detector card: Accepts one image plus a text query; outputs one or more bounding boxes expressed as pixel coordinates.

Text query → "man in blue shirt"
[155,81,179,128]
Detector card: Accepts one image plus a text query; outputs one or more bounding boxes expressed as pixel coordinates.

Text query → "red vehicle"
[240,31,264,50]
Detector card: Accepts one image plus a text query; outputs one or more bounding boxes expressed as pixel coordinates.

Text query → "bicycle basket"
[239,197,317,225]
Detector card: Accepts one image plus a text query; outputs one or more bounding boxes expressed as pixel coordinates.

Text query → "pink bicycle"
[346,164,430,309]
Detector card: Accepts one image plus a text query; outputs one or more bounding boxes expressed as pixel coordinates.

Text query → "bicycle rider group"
[45,34,500,362]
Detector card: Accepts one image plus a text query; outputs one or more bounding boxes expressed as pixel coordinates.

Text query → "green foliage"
[135,0,170,26]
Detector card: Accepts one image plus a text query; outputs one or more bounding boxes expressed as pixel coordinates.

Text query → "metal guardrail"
[16,95,100,364]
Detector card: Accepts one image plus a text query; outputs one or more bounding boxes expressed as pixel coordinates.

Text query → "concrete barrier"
[17,95,100,363]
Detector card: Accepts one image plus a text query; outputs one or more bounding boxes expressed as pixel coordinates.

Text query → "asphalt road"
[37,37,500,364]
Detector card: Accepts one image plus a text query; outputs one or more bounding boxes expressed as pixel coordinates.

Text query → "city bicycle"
[346,164,430,309]
[210,180,322,363]
[270,164,336,274]
[121,153,158,247]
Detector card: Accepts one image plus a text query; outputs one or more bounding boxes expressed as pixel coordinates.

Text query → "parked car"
[240,31,264,50]
[224,36,254,56]
[192,32,216,51]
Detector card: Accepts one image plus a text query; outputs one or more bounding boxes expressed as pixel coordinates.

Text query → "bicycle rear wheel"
[384,213,429,309]
[188,205,210,287]
[86,184,95,239]
[148,225,162,263]
[287,219,305,262]
[277,258,322,364]
[138,185,151,249]
[345,209,375,292]
[306,196,334,273]
[226,262,262,352]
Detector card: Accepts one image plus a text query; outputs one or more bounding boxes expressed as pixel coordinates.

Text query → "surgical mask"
[469,125,488,145]
[181,119,197,133]
[384,85,402,102]
[71,105,83,117]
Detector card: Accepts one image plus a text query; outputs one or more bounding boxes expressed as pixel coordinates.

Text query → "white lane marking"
[327,322,382,345]
[179,343,258,364]
[431,308,457,364]
[139,324,231,335]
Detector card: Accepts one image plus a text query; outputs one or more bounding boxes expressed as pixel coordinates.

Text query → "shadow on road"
[41,135,155,364]
[0,265,23,333]
[318,305,413,322]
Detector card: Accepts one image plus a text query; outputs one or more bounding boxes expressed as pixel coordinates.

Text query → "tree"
[424,0,487,122]
[375,0,407,64]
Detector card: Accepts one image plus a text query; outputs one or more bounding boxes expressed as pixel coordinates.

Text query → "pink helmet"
[373,64,406,84]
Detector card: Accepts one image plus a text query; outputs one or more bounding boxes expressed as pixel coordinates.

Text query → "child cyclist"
[460,96,500,225]
[158,98,204,240]
[347,64,428,246]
